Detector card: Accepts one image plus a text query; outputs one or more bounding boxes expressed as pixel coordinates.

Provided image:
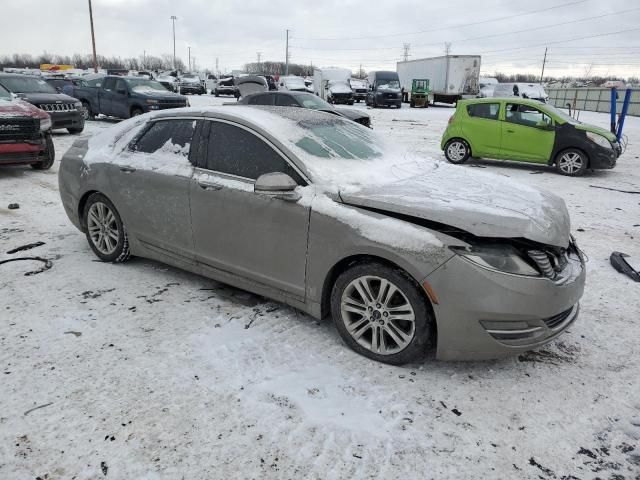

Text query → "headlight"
[451,244,540,276]
[585,131,612,149]
[39,117,52,131]
[146,99,159,105]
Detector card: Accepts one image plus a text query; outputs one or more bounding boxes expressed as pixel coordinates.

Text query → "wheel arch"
[445,136,474,157]
[77,189,101,230]
[553,146,590,168]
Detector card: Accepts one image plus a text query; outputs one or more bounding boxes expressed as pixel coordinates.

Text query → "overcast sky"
[2,0,640,77]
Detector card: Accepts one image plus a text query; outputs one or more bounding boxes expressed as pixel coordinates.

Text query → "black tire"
[130,108,144,118]
[83,193,131,263]
[348,100,354,105]
[330,261,433,365]
[31,134,55,170]
[67,126,84,134]
[444,138,471,164]
[214,91,219,97]
[82,101,94,120]
[410,100,415,108]
[372,97,378,108]
[556,148,588,176]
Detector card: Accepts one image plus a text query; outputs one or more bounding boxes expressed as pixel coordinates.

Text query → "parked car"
[0,84,55,170]
[157,75,179,93]
[493,83,548,102]
[0,73,85,134]
[45,77,82,94]
[236,75,268,98]
[441,98,621,176]
[213,76,238,97]
[314,68,354,105]
[278,76,307,92]
[366,71,402,108]
[478,77,498,98]
[350,78,369,103]
[179,73,205,95]
[59,106,585,364]
[70,75,188,120]
[237,91,371,127]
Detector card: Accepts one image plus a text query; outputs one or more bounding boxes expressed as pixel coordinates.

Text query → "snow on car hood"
[328,82,352,94]
[339,161,571,248]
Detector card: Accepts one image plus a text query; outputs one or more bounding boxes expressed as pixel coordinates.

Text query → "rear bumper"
[50,110,85,130]
[425,253,585,361]
[180,85,205,93]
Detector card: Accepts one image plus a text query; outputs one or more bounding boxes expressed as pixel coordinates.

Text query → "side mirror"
[254,172,300,202]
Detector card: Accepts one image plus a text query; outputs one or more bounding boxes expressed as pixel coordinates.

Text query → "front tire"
[130,108,143,118]
[83,193,131,263]
[444,139,471,164]
[67,126,84,134]
[81,101,94,120]
[331,262,433,365]
[31,134,55,170]
[556,149,587,176]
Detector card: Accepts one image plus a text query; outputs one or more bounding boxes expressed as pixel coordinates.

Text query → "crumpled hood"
[339,164,571,248]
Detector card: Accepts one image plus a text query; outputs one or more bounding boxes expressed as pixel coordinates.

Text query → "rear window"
[467,103,500,120]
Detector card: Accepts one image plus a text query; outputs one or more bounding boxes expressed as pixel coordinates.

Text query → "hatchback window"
[506,104,552,128]
[132,119,196,158]
[248,94,274,106]
[276,94,299,107]
[206,121,304,184]
[467,103,500,120]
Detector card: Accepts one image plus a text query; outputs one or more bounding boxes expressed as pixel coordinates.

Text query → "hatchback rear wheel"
[556,149,587,176]
[331,262,433,364]
[444,139,470,164]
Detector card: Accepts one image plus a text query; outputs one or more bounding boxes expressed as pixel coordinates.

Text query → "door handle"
[119,165,136,173]
[198,181,223,191]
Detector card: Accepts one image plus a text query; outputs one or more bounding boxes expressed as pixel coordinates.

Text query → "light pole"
[170,15,177,70]
[87,0,98,73]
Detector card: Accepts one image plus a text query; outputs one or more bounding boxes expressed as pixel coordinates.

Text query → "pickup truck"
[71,75,188,120]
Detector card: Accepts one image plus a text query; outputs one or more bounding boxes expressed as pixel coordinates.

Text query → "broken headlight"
[451,244,540,277]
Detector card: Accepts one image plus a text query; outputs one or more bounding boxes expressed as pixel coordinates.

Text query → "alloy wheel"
[558,152,583,174]
[340,275,416,355]
[87,202,119,255]
[446,141,467,162]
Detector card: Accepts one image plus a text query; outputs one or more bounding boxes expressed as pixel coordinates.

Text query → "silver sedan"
[59,106,585,364]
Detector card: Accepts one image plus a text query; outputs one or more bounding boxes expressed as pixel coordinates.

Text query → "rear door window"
[248,94,275,106]
[204,121,304,184]
[102,77,116,91]
[131,119,197,158]
[467,103,500,120]
[275,94,300,107]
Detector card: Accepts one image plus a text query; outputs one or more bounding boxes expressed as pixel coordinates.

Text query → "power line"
[292,0,588,41]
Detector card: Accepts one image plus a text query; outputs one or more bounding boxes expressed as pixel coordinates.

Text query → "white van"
[493,83,548,102]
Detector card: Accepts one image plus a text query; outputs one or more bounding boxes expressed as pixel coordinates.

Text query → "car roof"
[152,105,340,124]
[460,97,545,107]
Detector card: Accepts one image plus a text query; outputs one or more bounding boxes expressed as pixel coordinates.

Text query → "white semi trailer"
[397,55,481,105]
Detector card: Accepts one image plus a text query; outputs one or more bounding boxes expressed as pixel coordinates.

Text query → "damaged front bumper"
[424,244,586,360]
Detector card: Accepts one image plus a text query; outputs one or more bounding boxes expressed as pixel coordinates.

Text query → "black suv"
[0,73,85,134]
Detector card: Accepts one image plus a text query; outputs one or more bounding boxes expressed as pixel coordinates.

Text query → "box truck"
[313,68,354,105]
[397,55,481,105]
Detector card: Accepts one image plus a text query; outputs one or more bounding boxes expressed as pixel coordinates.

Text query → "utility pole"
[285,29,290,76]
[257,51,262,73]
[143,50,146,69]
[170,15,177,70]
[87,0,98,73]
[403,43,411,62]
[188,46,191,71]
[445,42,452,56]
[540,47,548,83]
[215,57,219,76]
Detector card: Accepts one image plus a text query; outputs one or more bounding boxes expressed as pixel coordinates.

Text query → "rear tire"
[67,126,84,134]
[130,108,144,118]
[331,261,433,365]
[556,148,587,176]
[444,139,471,164]
[83,193,131,263]
[31,134,55,170]
[82,101,94,120]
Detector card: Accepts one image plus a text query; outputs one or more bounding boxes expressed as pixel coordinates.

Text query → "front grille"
[158,100,187,109]
[385,93,397,99]
[39,103,78,112]
[0,151,40,164]
[543,307,574,329]
[355,89,367,93]
[0,118,40,141]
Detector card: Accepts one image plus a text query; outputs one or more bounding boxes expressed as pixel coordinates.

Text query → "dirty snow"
[1,96,639,479]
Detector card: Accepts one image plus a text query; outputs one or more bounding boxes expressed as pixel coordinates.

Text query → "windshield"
[543,104,580,125]
[377,79,400,89]
[0,85,10,100]
[295,118,382,160]
[297,94,333,110]
[0,76,57,94]
[125,78,168,92]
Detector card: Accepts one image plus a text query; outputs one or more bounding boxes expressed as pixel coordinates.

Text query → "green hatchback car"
[441,98,621,176]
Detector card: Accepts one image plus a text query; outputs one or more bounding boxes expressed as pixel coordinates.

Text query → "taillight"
[448,115,455,125]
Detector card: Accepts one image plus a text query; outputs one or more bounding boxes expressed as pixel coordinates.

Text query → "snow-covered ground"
[1,95,639,479]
